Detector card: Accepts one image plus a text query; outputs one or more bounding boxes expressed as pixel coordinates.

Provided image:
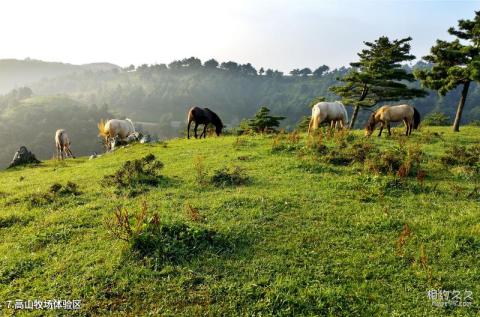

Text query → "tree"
[308,96,326,108]
[259,67,265,76]
[220,61,240,72]
[204,59,219,69]
[330,36,427,128]
[247,106,285,133]
[290,69,301,76]
[239,63,257,76]
[299,68,312,77]
[414,11,480,132]
[313,65,329,77]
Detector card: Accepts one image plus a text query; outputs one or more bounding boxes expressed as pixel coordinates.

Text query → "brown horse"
[365,104,421,137]
[187,107,223,139]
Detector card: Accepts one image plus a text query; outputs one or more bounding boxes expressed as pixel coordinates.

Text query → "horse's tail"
[125,118,136,133]
[413,107,421,129]
[187,108,194,124]
[98,119,108,137]
[311,113,319,131]
[55,129,64,146]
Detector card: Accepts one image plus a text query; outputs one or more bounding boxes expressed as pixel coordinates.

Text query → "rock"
[140,134,152,144]
[126,132,140,143]
[8,146,40,168]
[89,152,102,160]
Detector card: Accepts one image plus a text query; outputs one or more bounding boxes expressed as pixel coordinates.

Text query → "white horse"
[98,118,136,150]
[308,101,349,134]
[55,129,75,160]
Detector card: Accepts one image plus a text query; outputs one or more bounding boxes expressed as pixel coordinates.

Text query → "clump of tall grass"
[105,201,230,267]
[210,166,249,187]
[103,154,164,196]
[27,181,81,207]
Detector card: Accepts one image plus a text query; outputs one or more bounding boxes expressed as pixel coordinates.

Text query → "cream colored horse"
[98,118,136,150]
[308,101,348,134]
[365,104,421,137]
[55,129,75,159]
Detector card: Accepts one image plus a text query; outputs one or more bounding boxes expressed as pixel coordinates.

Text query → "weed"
[271,130,301,153]
[396,224,411,256]
[193,155,207,185]
[185,203,205,223]
[441,144,480,167]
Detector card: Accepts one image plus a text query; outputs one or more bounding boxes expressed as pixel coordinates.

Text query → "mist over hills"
[0,58,120,93]
[1,57,479,168]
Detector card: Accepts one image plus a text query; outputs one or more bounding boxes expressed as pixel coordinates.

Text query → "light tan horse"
[98,118,136,150]
[55,129,75,160]
[308,101,348,134]
[365,104,421,137]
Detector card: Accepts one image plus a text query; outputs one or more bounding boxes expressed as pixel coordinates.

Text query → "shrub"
[296,116,311,132]
[103,154,164,196]
[366,145,423,177]
[210,166,249,187]
[440,144,480,169]
[244,106,285,134]
[0,215,30,228]
[27,181,81,207]
[422,112,450,126]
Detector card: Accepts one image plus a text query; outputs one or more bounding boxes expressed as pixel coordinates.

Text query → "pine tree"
[414,11,480,132]
[330,36,427,128]
[247,106,285,133]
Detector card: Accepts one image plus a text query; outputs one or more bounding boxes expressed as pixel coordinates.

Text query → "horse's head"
[215,124,223,136]
[364,113,376,137]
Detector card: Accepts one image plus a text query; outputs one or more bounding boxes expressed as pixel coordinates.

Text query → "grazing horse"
[98,118,136,150]
[55,129,75,159]
[365,104,421,137]
[308,101,348,134]
[187,107,223,139]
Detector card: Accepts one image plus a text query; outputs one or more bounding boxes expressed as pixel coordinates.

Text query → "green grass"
[0,126,479,316]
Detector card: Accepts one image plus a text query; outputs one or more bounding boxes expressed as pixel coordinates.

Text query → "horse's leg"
[403,119,409,136]
[378,123,384,137]
[307,118,313,135]
[387,122,391,136]
[201,125,207,138]
[187,120,192,139]
[67,146,75,159]
[194,123,199,139]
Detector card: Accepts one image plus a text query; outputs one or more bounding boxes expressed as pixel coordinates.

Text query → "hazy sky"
[1,0,478,71]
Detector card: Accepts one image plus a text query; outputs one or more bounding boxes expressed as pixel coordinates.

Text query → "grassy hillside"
[0,127,479,316]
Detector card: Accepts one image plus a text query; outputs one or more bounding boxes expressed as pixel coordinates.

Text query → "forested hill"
[28,59,480,128]
[1,57,480,168]
[0,58,120,93]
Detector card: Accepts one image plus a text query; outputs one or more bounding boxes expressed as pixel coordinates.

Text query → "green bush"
[210,166,249,187]
[422,112,450,126]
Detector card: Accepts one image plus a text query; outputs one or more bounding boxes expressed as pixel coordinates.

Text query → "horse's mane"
[365,112,377,130]
[204,108,223,127]
[125,118,136,133]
